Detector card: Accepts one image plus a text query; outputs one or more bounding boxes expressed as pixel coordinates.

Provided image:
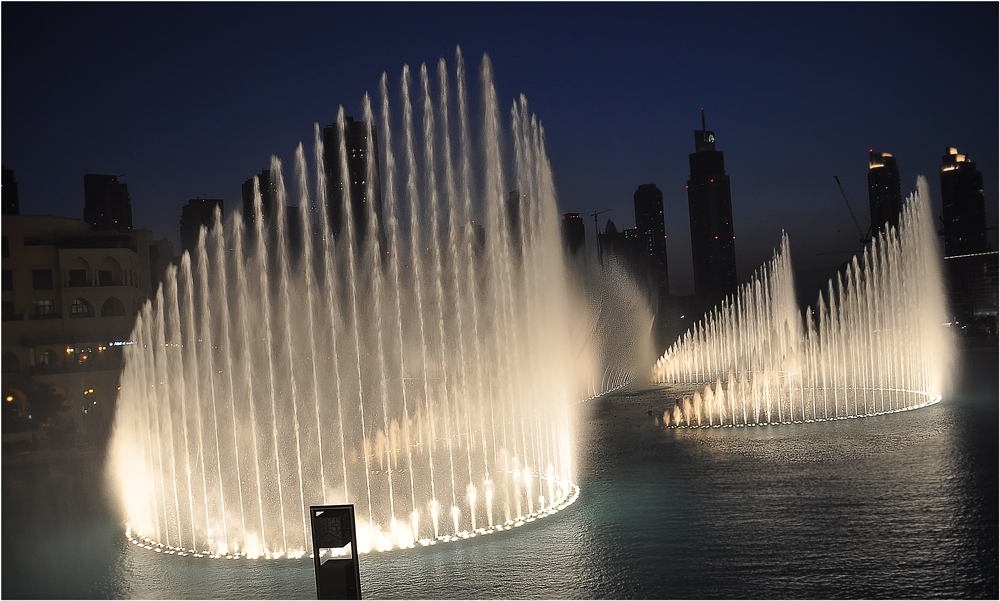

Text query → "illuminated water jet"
[110,50,588,558]
[654,178,953,426]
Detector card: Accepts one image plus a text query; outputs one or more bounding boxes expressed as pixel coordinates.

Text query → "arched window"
[1,352,18,373]
[97,256,123,287]
[101,297,126,317]
[70,298,94,318]
[66,256,92,287]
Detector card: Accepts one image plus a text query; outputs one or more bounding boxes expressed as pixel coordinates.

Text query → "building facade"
[2,215,172,445]
[867,150,902,236]
[686,111,737,300]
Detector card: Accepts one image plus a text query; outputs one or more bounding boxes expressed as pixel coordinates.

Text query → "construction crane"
[591,208,611,265]
[834,175,870,246]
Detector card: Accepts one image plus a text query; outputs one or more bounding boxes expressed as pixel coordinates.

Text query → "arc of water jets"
[654,178,952,428]
[111,49,586,558]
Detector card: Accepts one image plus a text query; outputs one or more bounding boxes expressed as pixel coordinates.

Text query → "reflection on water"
[3,349,996,599]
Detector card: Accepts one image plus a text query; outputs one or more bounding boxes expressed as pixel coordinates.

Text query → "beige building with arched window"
[2,214,174,445]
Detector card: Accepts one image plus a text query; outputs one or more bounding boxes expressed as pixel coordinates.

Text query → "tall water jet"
[110,51,592,558]
[654,178,953,427]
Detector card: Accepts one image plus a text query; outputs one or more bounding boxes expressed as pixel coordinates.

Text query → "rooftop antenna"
[701,108,706,131]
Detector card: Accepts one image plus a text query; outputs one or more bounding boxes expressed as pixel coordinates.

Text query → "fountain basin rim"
[123,481,581,560]
[659,389,942,429]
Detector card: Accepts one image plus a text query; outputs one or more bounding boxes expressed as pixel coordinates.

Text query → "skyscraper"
[633,184,670,299]
[241,168,277,229]
[83,174,132,231]
[180,198,223,255]
[686,110,736,299]
[868,150,902,236]
[939,147,995,334]
[561,212,586,256]
[940,147,987,256]
[323,116,385,251]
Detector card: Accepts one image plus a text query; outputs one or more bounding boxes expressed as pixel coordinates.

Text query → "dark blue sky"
[3,2,996,296]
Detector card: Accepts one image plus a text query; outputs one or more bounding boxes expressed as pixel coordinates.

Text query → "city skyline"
[2,2,996,296]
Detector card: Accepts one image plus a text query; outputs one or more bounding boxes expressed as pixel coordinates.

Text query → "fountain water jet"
[654,178,953,427]
[110,51,588,558]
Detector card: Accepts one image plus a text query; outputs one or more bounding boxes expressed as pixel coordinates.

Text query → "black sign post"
[310,504,362,600]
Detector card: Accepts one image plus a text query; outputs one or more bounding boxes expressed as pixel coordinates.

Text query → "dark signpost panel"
[310,505,362,599]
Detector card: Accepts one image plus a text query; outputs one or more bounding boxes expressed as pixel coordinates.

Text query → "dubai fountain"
[109,51,594,559]
[653,177,953,427]
[107,50,956,566]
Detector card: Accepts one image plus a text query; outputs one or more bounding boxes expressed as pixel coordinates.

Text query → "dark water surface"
[3,348,996,599]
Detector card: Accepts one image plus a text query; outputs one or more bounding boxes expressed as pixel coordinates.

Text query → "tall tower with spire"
[686,109,737,300]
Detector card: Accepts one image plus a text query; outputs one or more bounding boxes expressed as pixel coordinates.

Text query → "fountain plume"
[654,178,953,426]
[109,52,589,558]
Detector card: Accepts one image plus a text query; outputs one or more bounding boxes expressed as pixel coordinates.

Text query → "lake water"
[3,347,996,599]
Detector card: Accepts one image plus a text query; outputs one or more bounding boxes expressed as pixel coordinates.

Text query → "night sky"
[3,2,997,298]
